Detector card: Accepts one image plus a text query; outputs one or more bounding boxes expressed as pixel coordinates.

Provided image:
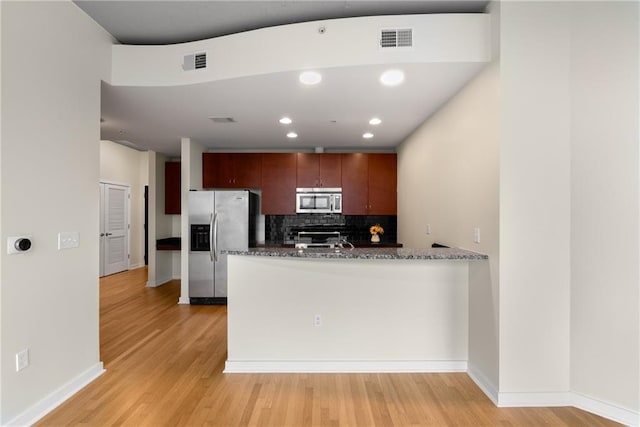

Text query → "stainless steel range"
[294,231,341,248]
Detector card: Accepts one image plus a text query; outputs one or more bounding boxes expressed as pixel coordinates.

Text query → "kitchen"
[101,4,636,424]
[105,11,491,302]
[2,1,638,426]
[97,7,495,390]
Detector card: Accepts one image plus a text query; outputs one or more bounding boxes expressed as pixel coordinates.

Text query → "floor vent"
[380,28,413,48]
[183,52,207,71]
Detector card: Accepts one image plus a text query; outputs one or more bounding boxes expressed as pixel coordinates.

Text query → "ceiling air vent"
[182,52,207,71]
[380,28,413,48]
[208,117,236,123]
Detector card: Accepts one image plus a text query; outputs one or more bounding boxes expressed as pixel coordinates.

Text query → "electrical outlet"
[473,227,481,244]
[16,348,29,372]
[314,314,322,327]
[426,224,431,235]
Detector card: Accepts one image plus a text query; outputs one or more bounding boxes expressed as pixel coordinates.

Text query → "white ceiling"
[77,1,490,156]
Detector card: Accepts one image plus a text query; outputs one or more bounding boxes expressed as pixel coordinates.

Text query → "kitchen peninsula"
[224,247,487,373]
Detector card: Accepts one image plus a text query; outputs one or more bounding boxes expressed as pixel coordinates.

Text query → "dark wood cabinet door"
[202,153,230,188]
[261,153,296,214]
[203,153,262,188]
[367,153,397,215]
[216,153,235,186]
[232,153,262,188]
[297,153,342,188]
[318,153,342,187]
[202,153,217,188]
[165,161,181,214]
[296,153,319,187]
[341,153,368,214]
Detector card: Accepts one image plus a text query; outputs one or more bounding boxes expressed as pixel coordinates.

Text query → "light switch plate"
[473,227,481,244]
[16,348,29,372]
[58,232,80,250]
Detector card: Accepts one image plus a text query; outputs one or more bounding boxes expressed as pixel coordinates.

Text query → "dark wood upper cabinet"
[202,153,262,189]
[261,153,296,215]
[341,153,396,215]
[165,161,181,214]
[341,153,369,215]
[296,153,342,188]
[203,152,395,215]
[232,154,262,188]
[367,153,397,215]
[202,153,221,188]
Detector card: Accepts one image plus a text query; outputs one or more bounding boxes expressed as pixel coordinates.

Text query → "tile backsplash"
[266,214,397,245]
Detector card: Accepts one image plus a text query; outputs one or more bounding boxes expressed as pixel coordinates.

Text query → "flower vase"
[371,233,380,243]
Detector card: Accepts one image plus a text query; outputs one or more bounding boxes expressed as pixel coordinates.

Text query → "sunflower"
[369,224,384,235]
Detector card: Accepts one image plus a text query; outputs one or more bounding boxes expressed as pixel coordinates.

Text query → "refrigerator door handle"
[213,212,219,262]
[209,213,215,262]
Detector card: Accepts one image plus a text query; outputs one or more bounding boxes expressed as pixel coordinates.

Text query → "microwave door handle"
[213,212,219,262]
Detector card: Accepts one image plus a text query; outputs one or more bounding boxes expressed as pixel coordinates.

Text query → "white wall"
[100,140,148,268]
[150,152,180,286]
[569,1,639,414]
[227,256,469,371]
[499,1,572,397]
[146,151,157,286]
[111,14,490,87]
[397,61,500,395]
[499,2,639,421]
[400,2,639,422]
[0,1,112,423]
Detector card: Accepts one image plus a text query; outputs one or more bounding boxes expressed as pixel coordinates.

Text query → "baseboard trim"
[146,276,173,287]
[571,392,639,427]
[5,362,105,427]
[224,360,467,373]
[498,391,571,407]
[496,390,639,426]
[178,296,190,304]
[467,363,498,405]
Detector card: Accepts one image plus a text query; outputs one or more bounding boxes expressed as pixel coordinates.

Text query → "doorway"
[100,182,131,277]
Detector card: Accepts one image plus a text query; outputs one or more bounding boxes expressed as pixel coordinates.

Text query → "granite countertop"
[224,247,488,260]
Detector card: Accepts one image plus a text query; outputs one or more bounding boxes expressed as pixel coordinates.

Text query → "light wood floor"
[37,267,620,426]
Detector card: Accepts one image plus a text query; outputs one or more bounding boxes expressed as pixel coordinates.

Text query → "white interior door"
[100,182,130,276]
[99,184,105,277]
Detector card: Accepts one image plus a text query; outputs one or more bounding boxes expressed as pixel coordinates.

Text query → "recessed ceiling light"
[369,118,382,125]
[380,69,404,86]
[299,71,322,85]
[279,117,292,124]
[363,132,374,139]
[287,132,298,139]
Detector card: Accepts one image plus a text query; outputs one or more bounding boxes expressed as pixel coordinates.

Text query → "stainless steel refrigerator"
[188,190,257,304]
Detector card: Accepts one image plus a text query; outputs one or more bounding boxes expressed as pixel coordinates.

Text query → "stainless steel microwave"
[295,188,342,214]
